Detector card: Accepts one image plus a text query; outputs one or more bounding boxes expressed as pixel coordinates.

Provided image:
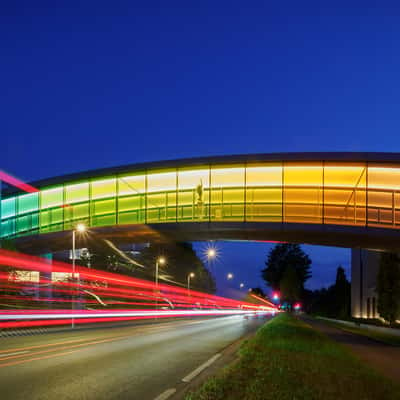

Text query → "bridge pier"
[351,248,380,319]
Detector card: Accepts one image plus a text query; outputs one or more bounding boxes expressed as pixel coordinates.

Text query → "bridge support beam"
[351,248,380,319]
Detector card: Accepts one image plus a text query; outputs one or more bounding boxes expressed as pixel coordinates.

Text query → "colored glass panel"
[117,174,146,224]
[210,166,245,221]
[246,163,282,221]
[91,178,116,200]
[147,170,177,222]
[41,187,63,209]
[324,163,366,226]
[284,163,323,223]
[65,182,89,204]
[367,164,400,226]
[1,197,16,219]
[17,192,39,215]
[177,168,210,221]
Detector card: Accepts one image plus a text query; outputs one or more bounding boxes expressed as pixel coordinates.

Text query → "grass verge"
[185,313,400,400]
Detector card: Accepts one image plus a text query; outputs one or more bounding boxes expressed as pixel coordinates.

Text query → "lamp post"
[155,256,166,309]
[187,272,195,296]
[71,223,86,328]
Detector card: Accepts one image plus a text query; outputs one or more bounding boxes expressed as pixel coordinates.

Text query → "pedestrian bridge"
[2,152,400,252]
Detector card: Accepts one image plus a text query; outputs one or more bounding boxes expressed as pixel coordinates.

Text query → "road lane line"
[0,323,175,355]
[153,388,176,400]
[0,351,29,358]
[0,332,136,365]
[0,349,82,368]
[182,353,221,382]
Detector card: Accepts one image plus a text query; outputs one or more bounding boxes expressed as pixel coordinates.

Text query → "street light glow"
[76,223,86,233]
[240,283,244,288]
[158,256,166,265]
[207,248,216,258]
[189,272,195,278]
[227,273,233,280]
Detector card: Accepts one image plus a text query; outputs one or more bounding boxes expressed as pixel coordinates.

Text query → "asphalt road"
[0,315,267,400]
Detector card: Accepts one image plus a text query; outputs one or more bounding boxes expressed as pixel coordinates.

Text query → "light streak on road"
[0,248,278,331]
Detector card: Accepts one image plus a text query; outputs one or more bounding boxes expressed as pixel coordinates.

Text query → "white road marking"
[153,388,176,400]
[182,353,221,382]
[0,351,29,358]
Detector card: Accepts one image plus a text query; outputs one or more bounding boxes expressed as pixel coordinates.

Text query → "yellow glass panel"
[245,164,283,222]
[178,168,210,190]
[324,163,366,226]
[41,187,63,209]
[211,166,245,188]
[324,164,367,188]
[91,178,116,200]
[178,167,210,221]
[147,170,176,193]
[210,166,244,221]
[283,163,323,223]
[118,174,146,196]
[246,164,282,187]
[65,182,89,204]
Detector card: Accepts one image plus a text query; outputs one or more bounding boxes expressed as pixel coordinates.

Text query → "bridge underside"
[14,222,400,254]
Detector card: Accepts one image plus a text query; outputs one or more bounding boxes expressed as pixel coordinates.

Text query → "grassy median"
[186,313,400,400]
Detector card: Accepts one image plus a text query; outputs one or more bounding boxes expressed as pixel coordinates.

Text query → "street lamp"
[155,256,166,309]
[207,248,216,259]
[187,272,195,295]
[227,273,233,280]
[240,283,244,289]
[155,256,166,290]
[71,223,86,328]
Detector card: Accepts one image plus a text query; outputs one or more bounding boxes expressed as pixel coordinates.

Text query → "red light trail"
[0,170,38,193]
[0,249,277,330]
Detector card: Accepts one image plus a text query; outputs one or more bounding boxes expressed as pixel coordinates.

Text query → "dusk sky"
[2,1,400,294]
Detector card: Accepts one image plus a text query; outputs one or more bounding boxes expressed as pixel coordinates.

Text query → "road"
[0,315,267,400]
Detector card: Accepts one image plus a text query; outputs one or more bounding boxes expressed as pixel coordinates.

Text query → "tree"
[261,243,312,292]
[249,287,265,297]
[280,266,301,304]
[377,252,400,325]
[303,266,350,318]
[332,266,350,319]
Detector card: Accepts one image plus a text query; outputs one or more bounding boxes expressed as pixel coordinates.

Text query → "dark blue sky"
[2,1,400,294]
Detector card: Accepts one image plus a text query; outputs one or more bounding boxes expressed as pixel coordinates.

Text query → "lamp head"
[76,223,86,233]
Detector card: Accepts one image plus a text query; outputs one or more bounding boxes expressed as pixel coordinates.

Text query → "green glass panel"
[18,193,39,215]
[92,214,116,227]
[41,187,63,209]
[147,193,168,222]
[118,195,143,212]
[64,202,89,229]
[119,211,142,224]
[40,208,63,229]
[1,219,15,237]
[91,199,116,216]
[1,198,16,219]
[16,215,30,232]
